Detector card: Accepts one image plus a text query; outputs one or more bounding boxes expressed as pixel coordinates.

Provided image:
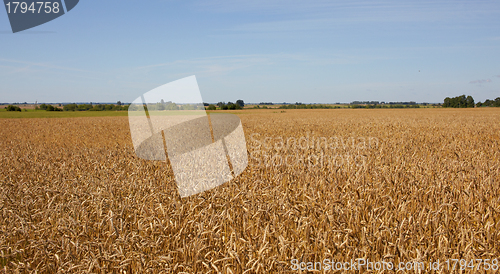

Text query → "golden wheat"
[1,108,499,273]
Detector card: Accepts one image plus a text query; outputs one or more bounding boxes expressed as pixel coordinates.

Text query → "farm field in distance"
[1,108,500,273]
[0,109,129,119]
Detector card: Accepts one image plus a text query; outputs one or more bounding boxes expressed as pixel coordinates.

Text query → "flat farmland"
[1,108,500,273]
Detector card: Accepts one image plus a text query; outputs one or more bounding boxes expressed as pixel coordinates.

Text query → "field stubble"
[1,108,500,273]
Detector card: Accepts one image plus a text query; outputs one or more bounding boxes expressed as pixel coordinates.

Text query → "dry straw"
[1,108,499,273]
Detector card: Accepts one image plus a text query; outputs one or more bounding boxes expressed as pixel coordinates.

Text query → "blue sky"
[1,0,499,103]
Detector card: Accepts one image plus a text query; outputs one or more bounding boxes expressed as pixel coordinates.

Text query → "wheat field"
[1,108,500,273]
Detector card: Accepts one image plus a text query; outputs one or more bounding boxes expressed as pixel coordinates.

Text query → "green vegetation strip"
[0,109,128,118]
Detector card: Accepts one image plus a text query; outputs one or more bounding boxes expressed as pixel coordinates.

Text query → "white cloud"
[134,52,390,79]
[135,54,273,77]
[469,79,492,84]
[196,0,500,21]
[199,0,500,36]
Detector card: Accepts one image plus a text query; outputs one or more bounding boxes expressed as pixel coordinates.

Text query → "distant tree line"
[206,100,244,110]
[350,101,417,105]
[476,97,500,107]
[350,104,420,109]
[278,103,421,109]
[141,99,206,111]
[127,100,209,111]
[279,103,340,109]
[443,95,500,108]
[351,101,382,105]
[0,102,27,105]
[61,102,129,111]
[36,104,63,111]
[443,95,475,108]
[386,101,417,105]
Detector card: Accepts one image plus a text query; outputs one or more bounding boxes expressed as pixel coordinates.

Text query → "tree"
[207,104,216,110]
[46,105,62,111]
[476,97,500,107]
[227,103,242,110]
[443,95,474,108]
[180,104,195,110]
[63,104,77,111]
[236,100,245,107]
[78,104,92,111]
[165,102,178,110]
[91,104,105,111]
[6,105,21,112]
[117,101,122,106]
[466,96,474,108]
